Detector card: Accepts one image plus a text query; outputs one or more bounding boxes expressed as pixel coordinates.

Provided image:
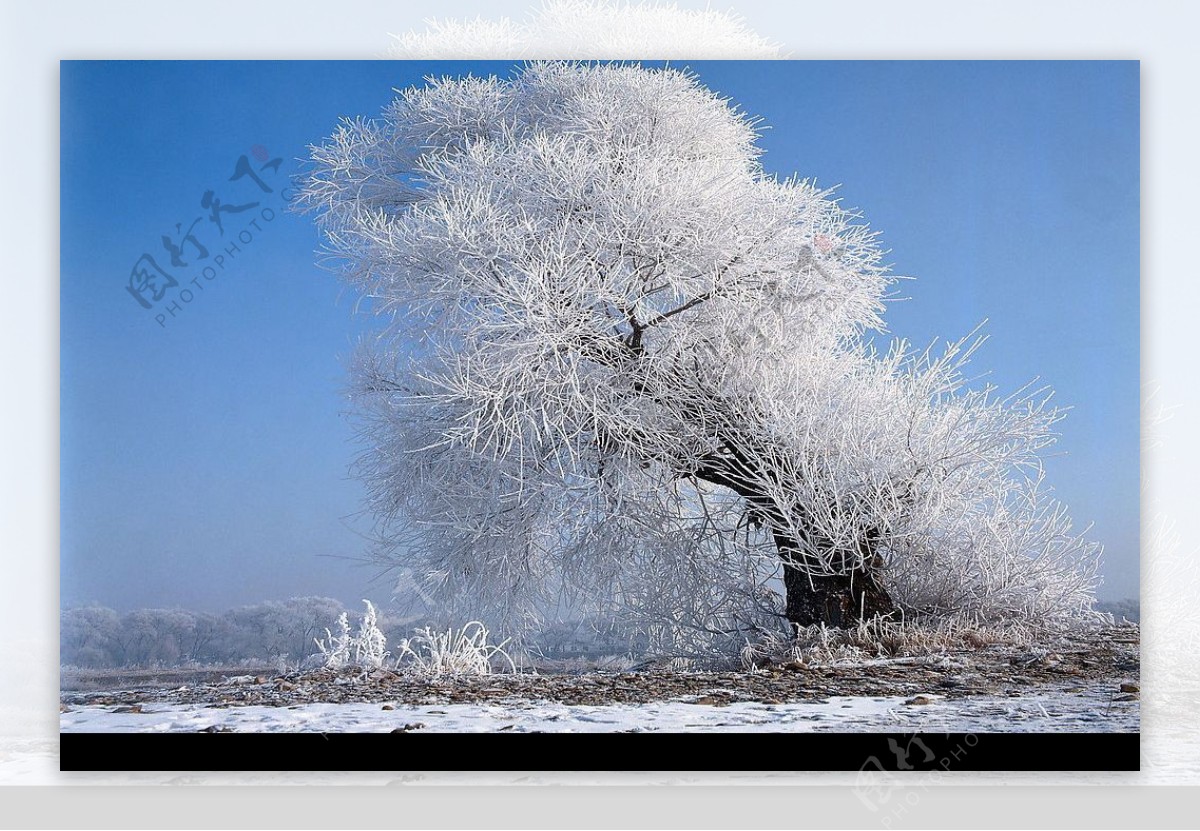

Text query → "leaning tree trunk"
[691,458,896,630]
[778,535,895,629]
[691,434,897,629]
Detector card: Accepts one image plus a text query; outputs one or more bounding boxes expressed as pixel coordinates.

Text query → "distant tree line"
[1096,598,1140,624]
[61,596,645,669]
[59,597,401,669]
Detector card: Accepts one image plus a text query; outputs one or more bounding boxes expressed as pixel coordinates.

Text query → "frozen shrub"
[353,600,390,669]
[314,611,353,669]
[315,601,392,670]
[395,621,515,677]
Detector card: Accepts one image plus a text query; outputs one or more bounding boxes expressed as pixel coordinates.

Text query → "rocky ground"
[61,624,1139,713]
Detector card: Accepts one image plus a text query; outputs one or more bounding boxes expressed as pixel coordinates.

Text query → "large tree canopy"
[300,62,1100,654]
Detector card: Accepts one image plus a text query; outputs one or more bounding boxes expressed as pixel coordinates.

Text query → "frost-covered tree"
[300,62,1100,648]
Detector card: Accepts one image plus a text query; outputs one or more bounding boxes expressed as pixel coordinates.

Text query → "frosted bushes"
[314,600,390,670]
[395,621,516,677]
[313,611,353,669]
[354,599,391,668]
[314,604,514,677]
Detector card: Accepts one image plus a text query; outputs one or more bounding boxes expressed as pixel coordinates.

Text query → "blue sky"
[60,60,1139,610]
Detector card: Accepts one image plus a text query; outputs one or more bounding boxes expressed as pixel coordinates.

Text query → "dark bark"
[780,549,895,629]
[692,457,896,630]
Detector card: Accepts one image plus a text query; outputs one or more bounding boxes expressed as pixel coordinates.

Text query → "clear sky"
[60,60,1139,611]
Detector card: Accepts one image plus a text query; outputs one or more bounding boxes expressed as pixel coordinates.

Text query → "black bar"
[60,732,1138,772]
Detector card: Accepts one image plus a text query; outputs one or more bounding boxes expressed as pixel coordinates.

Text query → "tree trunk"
[690,458,896,630]
[771,525,896,629]
[781,558,895,629]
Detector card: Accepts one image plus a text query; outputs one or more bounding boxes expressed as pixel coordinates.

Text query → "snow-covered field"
[60,683,1136,734]
[3,682,1183,784]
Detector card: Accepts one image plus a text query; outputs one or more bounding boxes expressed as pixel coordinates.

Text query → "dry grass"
[739,614,1079,670]
[395,621,516,677]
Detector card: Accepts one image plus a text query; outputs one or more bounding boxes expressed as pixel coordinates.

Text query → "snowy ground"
[2,684,1181,784]
[60,683,1136,734]
[37,628,1151,783]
